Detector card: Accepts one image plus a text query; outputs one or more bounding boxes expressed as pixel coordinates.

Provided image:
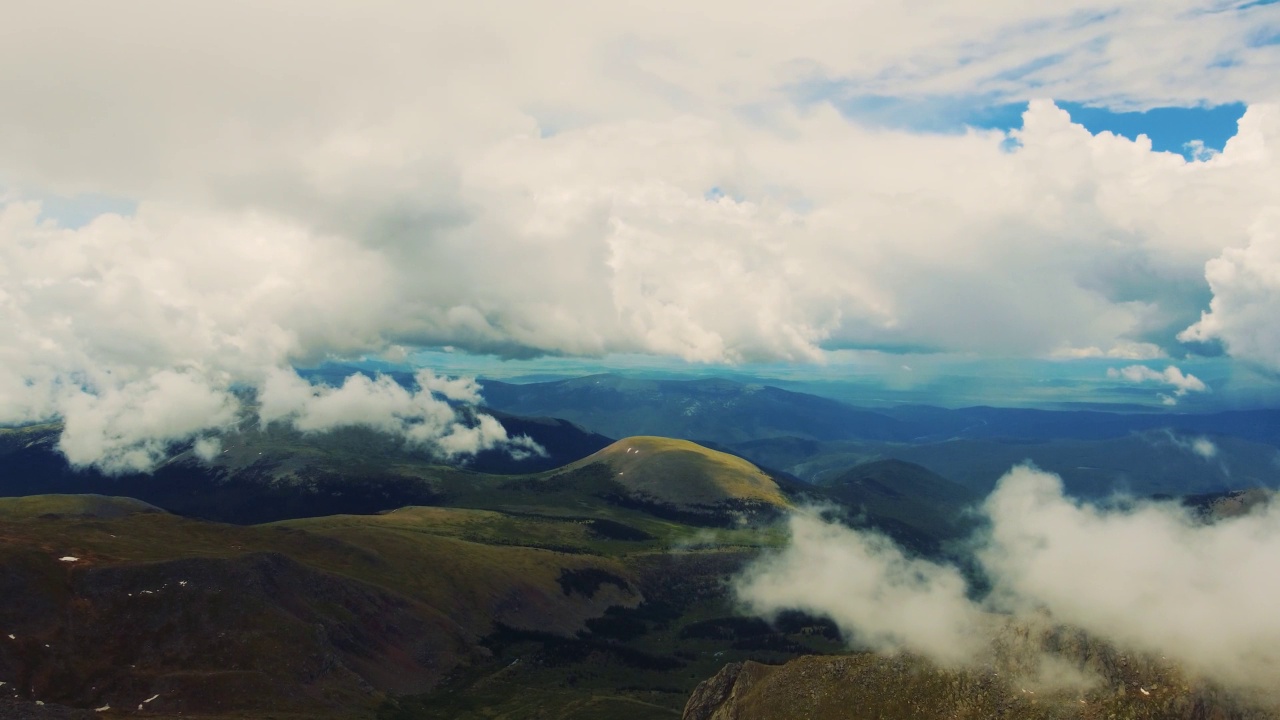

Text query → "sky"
[3,1,1280,470]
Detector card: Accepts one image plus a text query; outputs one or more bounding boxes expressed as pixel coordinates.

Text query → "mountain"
[557,436,790,519]
[0,491,695,718]
[466,410,614,474]
[479,373,1280,450]
[0,434,859,718]
[479,374,911,444]
[0,494,164,521]
[4,429,1277,719]
[1,489,692,717]
[0,411,612,525]
[683,621,1274,720]
[817,459,978,553]
[730,430,1280,499]
[880,405,1280,446]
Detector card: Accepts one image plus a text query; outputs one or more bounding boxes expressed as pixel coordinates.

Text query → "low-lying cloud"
[1151,428,1220,461]
[1107,364,1209,405]
[56,370,239,474]
[38,364,541,473]
[737,511,984,665]
[737,465,1280,695]
[259,368,545,460]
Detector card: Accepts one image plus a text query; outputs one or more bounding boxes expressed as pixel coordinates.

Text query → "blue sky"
[825,95,1248,159]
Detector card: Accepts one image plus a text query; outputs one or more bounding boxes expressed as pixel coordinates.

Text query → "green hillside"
[818,459,978,552]
[0,435,831,720]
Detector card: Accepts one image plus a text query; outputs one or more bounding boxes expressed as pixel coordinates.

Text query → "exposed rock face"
[682,661,776,720]
[683,640,1280,720]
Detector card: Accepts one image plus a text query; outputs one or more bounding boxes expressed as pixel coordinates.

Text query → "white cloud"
[258,369,544,460]
[1191,436,1219,459]
[736,511,985,665]
[56,370,239,474]
[981,467,1280,692]
[1107,364,1209,404]
[1180,210,1280,371]
[1051,340,1165,360]
[192,437,222,463]
[1,2,1280,461]
[737,466,1280,695]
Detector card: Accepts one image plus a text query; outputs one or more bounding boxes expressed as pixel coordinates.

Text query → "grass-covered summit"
[567,436,789,511]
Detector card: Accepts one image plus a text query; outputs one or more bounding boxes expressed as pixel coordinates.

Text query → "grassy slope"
[0,434,998,720]
[0,499,658,718]
[561,437,789,509]
[0,494,164,521]
[817,459,979,551]
[0,433,821,720]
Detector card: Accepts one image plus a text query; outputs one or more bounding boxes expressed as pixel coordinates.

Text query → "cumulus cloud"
[258,369,545,460]
[55,371,239,474]
[1181,211,1280,371]
[737,466,1280,695]
[982,467,1280,691]
[1107,364,1209,404]
[2,3,1280,464]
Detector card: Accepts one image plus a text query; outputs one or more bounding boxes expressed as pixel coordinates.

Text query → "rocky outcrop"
[683,661,790,720]
[682,646,1279,720]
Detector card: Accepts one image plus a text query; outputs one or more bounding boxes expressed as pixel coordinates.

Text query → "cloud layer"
[738,466,1280,695]
[2,2,1280,466]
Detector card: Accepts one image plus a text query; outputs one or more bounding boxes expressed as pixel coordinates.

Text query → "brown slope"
[561,436,789,510]
[0,498,643,718]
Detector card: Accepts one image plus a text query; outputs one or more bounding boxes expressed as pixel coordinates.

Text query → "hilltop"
[557,436,789,517]
[817,459,978,553]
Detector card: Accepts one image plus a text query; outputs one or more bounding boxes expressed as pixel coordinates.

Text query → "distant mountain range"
[479,374,911,444]
[478,373,1280,448]
[471,373,1280,500]
[733,430,1280,499]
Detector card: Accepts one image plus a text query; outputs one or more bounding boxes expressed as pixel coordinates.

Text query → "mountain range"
[3,373,1279,718]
